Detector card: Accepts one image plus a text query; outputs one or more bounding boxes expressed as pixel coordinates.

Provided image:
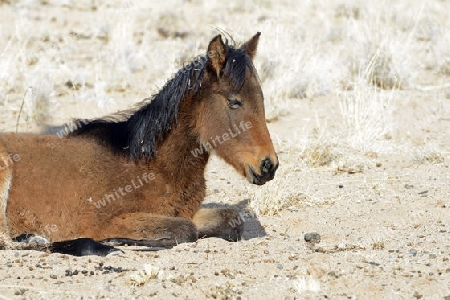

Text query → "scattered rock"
[418,190,428,197]
[304,232,321,244]
[410,249,417,257]
[14,288,26,296]
[286,206,298,212]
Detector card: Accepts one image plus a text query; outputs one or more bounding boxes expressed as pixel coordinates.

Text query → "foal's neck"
[156,99,209,183]
[149,99,209,217]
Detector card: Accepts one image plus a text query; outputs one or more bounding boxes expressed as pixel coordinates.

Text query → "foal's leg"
[192,208,244,241]
[100,212,198,248]
[47,213,197,256]
[50,238,120,256]
[9,235,120,256]
[48,213,197,255]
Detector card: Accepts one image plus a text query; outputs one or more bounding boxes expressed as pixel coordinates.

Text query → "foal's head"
[195,33,278,185]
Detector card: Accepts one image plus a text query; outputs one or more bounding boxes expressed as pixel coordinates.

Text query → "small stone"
[287,206,298,212]
[277,264,283,270]
[418,190,428,197]
[338,185,343,189]
[50,275,57,279]
[304,232,321,244]
[410,249,417,256]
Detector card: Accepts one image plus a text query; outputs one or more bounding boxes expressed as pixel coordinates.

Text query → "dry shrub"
[0,232,14,250]
[338,51,395,153]
[413,145,445,164]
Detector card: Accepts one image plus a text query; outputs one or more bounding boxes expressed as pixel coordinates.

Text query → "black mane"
[69,42,255,161]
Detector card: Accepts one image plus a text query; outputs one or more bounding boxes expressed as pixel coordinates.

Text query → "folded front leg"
[99,212,198,248]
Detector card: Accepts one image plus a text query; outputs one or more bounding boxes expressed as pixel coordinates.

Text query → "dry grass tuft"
[372,240,386,250]
[128,264,162,286]
[413,145,446,164]
[338,52,395,153]
[0,232,14,250]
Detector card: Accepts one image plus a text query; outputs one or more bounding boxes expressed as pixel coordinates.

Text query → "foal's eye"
[227,98,243,109]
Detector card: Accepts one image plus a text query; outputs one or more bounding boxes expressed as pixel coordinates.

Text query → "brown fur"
[0,146,13,247]
[0,33,278,248]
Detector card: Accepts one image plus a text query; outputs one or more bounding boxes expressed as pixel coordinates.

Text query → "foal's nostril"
[260,157,273,174]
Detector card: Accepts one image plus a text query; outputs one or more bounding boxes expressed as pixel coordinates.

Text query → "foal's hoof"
[50,238,122,256]
[106,250,125,257]
[194,208,245,242]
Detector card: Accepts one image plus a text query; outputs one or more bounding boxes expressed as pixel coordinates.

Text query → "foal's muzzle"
[249,157,279,185]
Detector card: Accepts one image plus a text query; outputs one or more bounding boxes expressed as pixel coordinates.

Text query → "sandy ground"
[1,0,450,299]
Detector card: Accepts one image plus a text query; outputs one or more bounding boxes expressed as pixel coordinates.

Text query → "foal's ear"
[207,34,228,78]
[242,32,261,60]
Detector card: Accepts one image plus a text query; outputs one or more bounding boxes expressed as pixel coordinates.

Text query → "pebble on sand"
[304,232,321,244]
